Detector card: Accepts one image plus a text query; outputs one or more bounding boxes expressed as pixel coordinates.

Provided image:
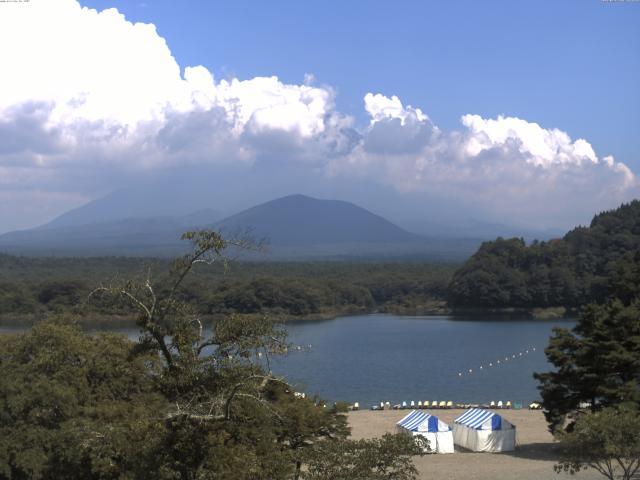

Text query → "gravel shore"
[348,409,602,480]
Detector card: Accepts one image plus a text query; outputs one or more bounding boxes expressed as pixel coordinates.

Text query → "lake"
[272,314,574,408]
[0,314,574,408]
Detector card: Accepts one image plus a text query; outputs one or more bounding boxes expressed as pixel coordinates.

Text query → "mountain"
[401,219,563,242]
[214,194,420,246]
[39,171,231,229]
[0,194,482,260]
[210,194,484,260]
[0,209,220,257]
[27,166,559,241]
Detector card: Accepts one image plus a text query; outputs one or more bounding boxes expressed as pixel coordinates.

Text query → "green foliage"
[0,255,456,323]
[555,406,640,480]
[534,220,640,434]
[449,201,640,308]
[302,433,427,480]
[264,382,350,480]
[0,320,165,479]
[534,298,640,433]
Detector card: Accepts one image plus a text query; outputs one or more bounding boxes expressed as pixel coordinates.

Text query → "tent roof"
[454,408,510,430]
[397,410,449,432]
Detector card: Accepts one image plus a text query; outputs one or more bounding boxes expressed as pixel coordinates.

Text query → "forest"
[448,201,640,309]
[0,255,455,324]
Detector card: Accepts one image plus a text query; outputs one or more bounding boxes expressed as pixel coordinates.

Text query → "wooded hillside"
[448,201,640,308]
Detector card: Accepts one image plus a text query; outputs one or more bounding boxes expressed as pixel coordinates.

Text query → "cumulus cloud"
[364,93,428,125]
[328,95,637,226]
[460,114,598,167]
[0,1,338,167]
[0,0,636,232]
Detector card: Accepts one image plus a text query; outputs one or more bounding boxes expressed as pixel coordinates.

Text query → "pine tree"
[535,296,640,432]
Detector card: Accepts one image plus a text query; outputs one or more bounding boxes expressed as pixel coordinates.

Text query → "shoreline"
[0,304,577,328]
[348,409,600,480]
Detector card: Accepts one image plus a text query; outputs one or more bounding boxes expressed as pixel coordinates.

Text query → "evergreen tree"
[535,286,640,432]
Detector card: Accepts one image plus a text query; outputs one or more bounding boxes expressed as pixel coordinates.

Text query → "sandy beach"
[348,409,602,480]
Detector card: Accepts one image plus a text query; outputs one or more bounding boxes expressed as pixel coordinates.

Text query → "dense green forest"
[448,201,640,309]
[0,255,456,323]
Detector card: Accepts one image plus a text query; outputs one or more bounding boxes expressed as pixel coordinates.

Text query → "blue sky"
[81,0,639,165]
[0,0,638,233]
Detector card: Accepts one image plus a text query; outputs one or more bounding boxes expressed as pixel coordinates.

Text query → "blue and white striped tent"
[452,408,516,452]
[396,410,454,453]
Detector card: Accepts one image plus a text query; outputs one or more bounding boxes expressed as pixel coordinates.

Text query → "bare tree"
[90,230,284,423]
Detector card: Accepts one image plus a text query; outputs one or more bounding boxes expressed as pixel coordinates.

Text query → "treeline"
[448,200,640,308]
[0,256,456,322]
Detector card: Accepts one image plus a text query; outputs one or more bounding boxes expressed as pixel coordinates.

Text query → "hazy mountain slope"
[0,194,482,260]
[402,219,563,242]
[214,194,420,246]
[0,210,220,256]
[39,169,232,229]
[34,165,557,240]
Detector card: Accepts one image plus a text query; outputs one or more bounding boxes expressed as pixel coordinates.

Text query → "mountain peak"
[214,195,419,246]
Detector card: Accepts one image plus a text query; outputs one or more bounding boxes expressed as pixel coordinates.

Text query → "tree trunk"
[294,460,302,480]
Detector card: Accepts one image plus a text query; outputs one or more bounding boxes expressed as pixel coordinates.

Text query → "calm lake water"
[1,314,574,408]
[273,314,575,407]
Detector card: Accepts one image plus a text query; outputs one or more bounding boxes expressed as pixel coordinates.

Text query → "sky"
[0,0,638,234]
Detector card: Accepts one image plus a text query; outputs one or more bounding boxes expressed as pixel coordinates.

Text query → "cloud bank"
[0,0,636,232]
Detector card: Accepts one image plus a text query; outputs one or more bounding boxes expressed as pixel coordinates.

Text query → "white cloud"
[328,93,637,226]
[0,1,182,127]
[0,0,336,163]
[364,93,428,125]
[213,76,333,138]
[0,0,636,232]
[460,114,598,167]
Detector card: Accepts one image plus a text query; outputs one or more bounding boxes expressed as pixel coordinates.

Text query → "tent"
[396,410,454,454]
[452,408,516,452]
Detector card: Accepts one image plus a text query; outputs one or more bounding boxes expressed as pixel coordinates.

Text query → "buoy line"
[456,347,537,378]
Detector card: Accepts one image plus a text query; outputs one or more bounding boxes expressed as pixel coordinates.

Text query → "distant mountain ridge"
[0,194,483,260]
[0,212,218,257]
[39,172,229,229]
[215,194,420,246]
